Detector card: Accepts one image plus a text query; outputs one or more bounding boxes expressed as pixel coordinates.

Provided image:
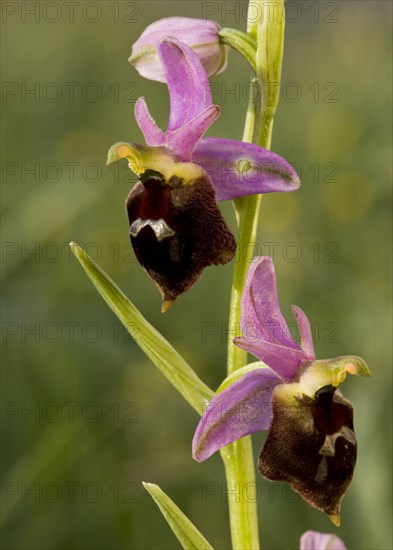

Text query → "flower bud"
[129,17,228,82]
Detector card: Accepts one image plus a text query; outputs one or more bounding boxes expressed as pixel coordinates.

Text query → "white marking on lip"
[319,426,356,457]
[130,218,175,242]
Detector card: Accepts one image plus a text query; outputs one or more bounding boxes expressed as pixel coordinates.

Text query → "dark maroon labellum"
[125,170,236,310]
[258,385,356,524]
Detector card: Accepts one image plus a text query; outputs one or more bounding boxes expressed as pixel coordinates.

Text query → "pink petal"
[134,98,165,146]
[292,305,315,360]
[234,336,305,382]
[165,105,220,160]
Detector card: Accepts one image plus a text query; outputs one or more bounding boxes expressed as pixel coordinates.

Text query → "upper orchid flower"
[108,39,299,311]
[192,256,370,525]
[129,17,228,82]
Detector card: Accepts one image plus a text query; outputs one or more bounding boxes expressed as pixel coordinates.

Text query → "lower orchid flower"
[192,256,370,525]
[107,38,300,312]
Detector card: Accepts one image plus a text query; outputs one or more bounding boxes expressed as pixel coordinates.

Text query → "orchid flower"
[192,256,370,525]
[300,530,347,550]
[107,39,300,311]
[129,17,229,82]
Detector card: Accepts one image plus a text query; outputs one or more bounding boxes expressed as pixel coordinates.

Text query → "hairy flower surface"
[129,17,228,82]
[108,39,299,310]
[192,257,370,524]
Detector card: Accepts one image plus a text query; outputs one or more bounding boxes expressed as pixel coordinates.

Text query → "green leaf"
[70,242,213,414]
[143,483,214,550]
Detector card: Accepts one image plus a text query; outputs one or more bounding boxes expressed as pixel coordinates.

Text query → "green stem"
[219,28,257,71]
[220,438,259,549]
[222,1,285,549]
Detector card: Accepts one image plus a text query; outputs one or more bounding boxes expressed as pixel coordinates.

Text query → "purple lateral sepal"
[193,138,300,200]
[192,368,281,462]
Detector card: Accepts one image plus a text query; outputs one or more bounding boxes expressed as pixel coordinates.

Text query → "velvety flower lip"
[129,17,229,82]
[300,531,347,550]
[192,256,370,524]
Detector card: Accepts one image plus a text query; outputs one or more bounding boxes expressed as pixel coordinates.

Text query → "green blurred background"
[1,1,392,549]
